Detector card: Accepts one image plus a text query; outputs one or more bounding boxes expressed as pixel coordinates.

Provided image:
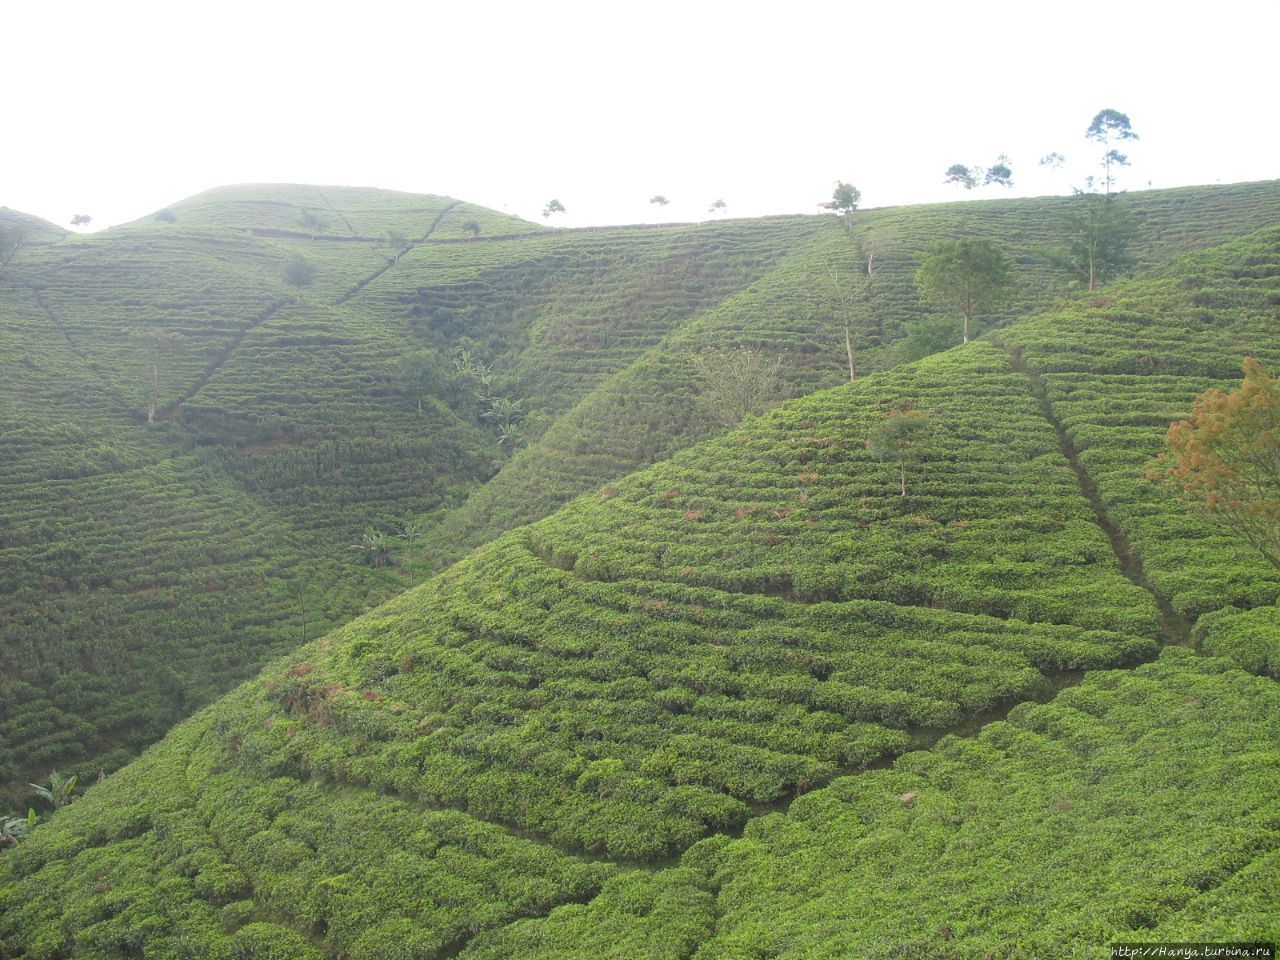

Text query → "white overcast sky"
[5,0,1278,230]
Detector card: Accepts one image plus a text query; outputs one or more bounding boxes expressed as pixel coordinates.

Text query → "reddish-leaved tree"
[1150,357,1280,569]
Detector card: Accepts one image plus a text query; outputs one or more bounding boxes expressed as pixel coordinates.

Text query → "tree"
[402,516,431,572]
[129,328,186,424]
[70,214,92,227]
[297,208,329,237]
[869,406,935,497]
[649,195,670,207]
[400,348,449,413]
[154,208,177,223]
[822,181,861,233]
[914,237,1014,343]
[1051,192,1135,292]
[0,225,24,272]
[29,771,77,811]
[462,220,482,238]
[379,228,408,263]
[542,199,566,218]
[708,199,727,215]
[1086,108,1138,194]
[943,157,1013,190]
[1149,358,1280,569]
[282,255,316,303]
[690,346,782,428]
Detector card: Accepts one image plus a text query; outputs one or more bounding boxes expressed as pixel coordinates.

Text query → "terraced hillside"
[422,180,1280,567]
[3,181,1279,800]
[0,189,821,787]
[4,224,1278,956]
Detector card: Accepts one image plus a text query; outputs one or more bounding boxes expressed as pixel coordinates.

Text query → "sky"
[5,0,1279,231]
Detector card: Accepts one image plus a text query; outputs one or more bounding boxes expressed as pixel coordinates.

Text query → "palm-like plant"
[352,528,398,568]
[29,771,78,811]
[1,811,37,847]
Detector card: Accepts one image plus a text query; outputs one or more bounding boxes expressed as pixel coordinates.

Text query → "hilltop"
[113,183,543,240]
[1,222,1277,955]
[0,208,66,245]
[3,180,1280,792]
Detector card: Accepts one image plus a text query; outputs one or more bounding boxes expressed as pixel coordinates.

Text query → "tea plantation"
[1,183,1278,957]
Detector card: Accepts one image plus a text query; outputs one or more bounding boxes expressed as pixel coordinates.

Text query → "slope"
[0,208,66,246]
[4,181,1279,796]
[423,180,1280,568]
[0,188,820,788]
[5,223,1278,958]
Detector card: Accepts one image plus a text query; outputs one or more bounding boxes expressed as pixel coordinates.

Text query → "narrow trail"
[999,340,1193,647]
[336,200,462,305]
[156,299,287,422]
[317,190,357,236]
[31,287,135,412]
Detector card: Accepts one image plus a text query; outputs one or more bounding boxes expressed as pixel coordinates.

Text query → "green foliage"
[914,236,1014,342]
[4,186,1280,958]
[1051,191,1136,291]
[542,199,566,218]
[532,651,1277,959]
[1087,107,1139,193]
[296,207,330,237]
[29,770,77,811]
[1001,227,1280,628]
[867,405,934,496]
[281,254,316,301]
[353,527,399,568]
[1193,604,1280,678]
[689,345,783,428]
[0,716,613,959]
[822,181,860,232]
[943,156,1013,190]
[896,314,961,363]
[0,810,37,848]
[420,182,1280,569]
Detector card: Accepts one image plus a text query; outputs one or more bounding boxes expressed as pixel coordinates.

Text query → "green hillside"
[3,221,1277,956]
[0,189,817,786]
[0,209,66,246]
[3,180,1280,791]
[420,180,1280,568]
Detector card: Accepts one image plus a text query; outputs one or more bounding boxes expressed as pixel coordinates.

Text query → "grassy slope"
[0,208,66,245]
[423,180,1280,569]
[4,182,1277,790]
[999,226,1280,667]
[450,226,1280,960]
[462,650,1279,960]
[0,189,817,787]
[8,223,1280,954]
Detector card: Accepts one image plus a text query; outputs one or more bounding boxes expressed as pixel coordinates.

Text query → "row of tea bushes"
[461,650,1280,958]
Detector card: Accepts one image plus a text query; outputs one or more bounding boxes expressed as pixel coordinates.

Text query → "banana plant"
[29,771,78,811]
[2,810,39,847]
